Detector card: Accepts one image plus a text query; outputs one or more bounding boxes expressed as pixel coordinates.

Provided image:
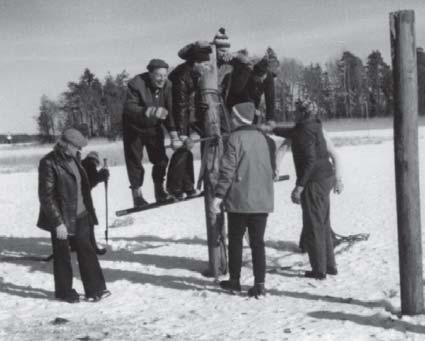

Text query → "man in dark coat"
[223,53,277,125]
[81,151,109,255]
[213,102,276,298]
[272,99,340,280]
[166,41,212,199]
[37,128,109,303]
[122,59,176,207]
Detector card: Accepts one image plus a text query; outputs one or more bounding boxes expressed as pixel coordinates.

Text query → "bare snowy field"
[1,127,425,340]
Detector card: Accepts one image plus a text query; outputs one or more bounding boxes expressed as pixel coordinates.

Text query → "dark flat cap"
[147,59,169,72]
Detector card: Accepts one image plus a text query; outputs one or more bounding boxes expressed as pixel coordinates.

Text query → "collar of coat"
[52,144,84,179]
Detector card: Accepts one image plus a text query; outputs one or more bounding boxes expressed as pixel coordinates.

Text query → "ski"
[115,175,290,217]
[115,192,205,217]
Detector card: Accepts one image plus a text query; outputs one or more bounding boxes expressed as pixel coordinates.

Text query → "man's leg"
[227,213,247,280]
[123,127,148,206]
[89,225,106,255]
[301,182,327,275]
[323,177,337,273]
[247,214,268,285]
[73,215,107,298]
[123,128,145,189]
[50,232,74,299]
[145,130,170,202]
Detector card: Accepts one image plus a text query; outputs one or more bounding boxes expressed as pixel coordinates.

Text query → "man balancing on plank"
[122,59,176,207]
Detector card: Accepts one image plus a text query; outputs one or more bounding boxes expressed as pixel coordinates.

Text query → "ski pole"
[164,135,220,150]
[104,158,109,243]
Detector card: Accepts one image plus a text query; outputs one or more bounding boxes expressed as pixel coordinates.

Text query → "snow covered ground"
[1,129,425,340]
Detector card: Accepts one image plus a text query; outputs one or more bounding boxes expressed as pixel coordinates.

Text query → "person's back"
[219,126,274,213]
[214,102,275,298]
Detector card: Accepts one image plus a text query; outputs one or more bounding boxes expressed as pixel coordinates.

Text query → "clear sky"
[1,0,425,133]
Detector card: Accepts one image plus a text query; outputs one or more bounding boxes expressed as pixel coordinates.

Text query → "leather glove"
[212,197,223,214]
[291,186,304,205]
[266,120,276,129]
[56,224,68,240]
[169,131,183,151]
[183,136,195,150]
[155,107,168,120]
[145,106,157,118]
[98,168,110,182]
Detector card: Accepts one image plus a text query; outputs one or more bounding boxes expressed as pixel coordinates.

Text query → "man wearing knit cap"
[37,128,109,303]
[212,102,276,298]
[123,58,176,207]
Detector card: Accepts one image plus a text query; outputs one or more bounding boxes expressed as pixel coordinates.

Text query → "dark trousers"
[51,215,106,298]
[227,212,268,284]
[166,148,195,195]
[301,176,336,274]
[123,127,168,189]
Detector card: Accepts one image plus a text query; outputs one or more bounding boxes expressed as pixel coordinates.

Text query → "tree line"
[36,48,425,141]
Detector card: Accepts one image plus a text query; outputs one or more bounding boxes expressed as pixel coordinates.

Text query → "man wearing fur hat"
[37,128,109,303]
[166,41,212,200]
[122,59,176,207]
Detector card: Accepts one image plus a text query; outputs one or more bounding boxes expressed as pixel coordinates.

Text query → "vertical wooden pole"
[390,10,423,315]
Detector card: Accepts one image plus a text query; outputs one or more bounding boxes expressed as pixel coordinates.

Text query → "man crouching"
[37,128,110,303]
[213,102,275,298]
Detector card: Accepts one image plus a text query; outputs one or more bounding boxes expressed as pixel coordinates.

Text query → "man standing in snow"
[271,99,341,279]
[122,59,176,207]
[81,151,109,255]
[213,102,276,298]
[37,128,109,303]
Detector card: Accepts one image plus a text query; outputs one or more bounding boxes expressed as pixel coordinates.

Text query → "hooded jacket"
[215,122,275,213]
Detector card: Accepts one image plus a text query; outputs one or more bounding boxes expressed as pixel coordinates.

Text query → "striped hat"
[231,102,256,127]
[213,27,231,49]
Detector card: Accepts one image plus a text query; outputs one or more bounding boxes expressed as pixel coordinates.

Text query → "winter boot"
[247,283,266,298]
[326,267,338,275]
[219,279,241,292]
[185,189,198,198]
[304,270,326,280]
[132,187,149,208]
[154,182,172,203]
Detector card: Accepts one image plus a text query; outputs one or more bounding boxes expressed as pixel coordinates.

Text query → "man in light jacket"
[213,102,275,298]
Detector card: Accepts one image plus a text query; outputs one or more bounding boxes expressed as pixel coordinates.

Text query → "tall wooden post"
[390,10,424,315]
[198,44,228,278]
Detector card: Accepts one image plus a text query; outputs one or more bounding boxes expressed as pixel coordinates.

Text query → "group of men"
[36,27,343,302]
[122,28,277,208]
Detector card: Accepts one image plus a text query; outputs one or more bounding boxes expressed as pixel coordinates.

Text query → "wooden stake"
[390,9,424,315]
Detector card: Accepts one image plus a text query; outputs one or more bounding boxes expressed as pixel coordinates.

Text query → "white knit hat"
[213,27,231,49]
